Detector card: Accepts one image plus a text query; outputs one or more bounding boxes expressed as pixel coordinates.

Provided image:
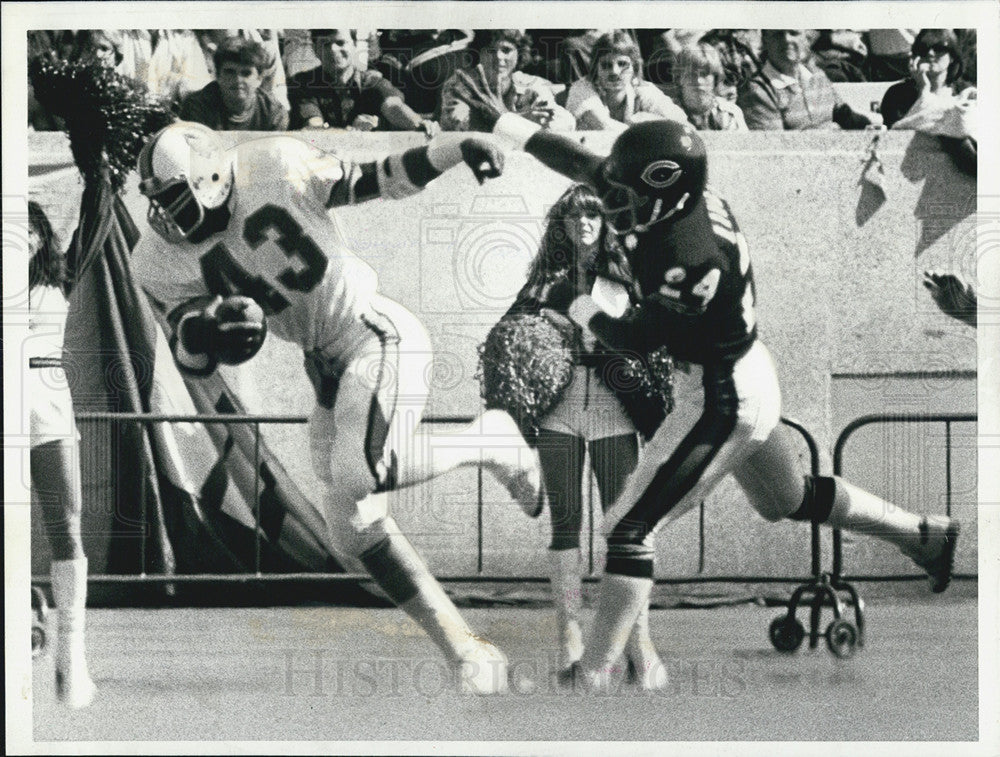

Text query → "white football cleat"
[479,410,544,518]
[556,661,613,693]
[457,640,509,695]
[626,655,669,691]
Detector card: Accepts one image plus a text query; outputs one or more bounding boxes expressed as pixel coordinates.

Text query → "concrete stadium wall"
[27,130,978,582]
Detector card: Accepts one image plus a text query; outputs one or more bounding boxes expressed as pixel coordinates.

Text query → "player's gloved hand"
[923,269,977,326]
[459,137,504,184]
[543,277,579,314]
[181,295,268,366]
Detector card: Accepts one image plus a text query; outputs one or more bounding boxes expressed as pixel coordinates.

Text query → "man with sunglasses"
[451,73,962,689]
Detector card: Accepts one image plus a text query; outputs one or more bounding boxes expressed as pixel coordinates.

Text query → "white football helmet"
[138,121,234,243]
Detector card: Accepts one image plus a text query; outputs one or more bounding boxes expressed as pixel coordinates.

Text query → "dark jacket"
[179,81,289,131]
[881,78,977,176]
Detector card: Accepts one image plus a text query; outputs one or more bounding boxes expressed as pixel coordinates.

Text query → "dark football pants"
[601,341,787,578]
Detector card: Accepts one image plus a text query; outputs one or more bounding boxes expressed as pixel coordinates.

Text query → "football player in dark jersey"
[454,69,961,689]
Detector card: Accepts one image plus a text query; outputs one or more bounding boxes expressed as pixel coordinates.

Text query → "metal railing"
[832,413,977,582]
[51,412,829,587]
[40,411,975,588]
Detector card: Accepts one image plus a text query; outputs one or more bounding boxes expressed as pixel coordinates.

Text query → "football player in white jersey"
[453,74,961,689]
[27,201,97,708]
[132,122,542,694]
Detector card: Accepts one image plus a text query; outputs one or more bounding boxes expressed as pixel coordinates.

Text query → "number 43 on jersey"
[200,204,328,315]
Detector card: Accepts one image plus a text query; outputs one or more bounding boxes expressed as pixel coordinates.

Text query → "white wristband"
[494,113,542,150]
[175,312,211,371]
[426,136,465,173]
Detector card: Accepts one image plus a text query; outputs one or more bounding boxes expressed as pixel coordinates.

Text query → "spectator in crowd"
[811,29,869,82]
[72,30,124,69]
[864,29,918,81]
[737,28,874,130]
[372,29,474,116]
[880,29,974,127]
[673,42,748,130]
[881,29,976,175]
[180,36,288,131]
[700,29,762,102]
[439,29,574,132]
[565,30,688,130]
[27,201,97,708]
[289,29,436,134]
[147,29,214,110]
[197,29,290,113]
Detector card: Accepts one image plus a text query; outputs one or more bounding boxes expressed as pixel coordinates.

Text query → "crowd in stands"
[28,27,978,140]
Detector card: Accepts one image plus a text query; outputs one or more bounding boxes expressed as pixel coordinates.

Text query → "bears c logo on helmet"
[641,160,682,189]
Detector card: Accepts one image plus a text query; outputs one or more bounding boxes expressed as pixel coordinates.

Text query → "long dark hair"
[913,28,965,85]
[523,183,637,294]
[28,200,67,292]
[469,29,533,72]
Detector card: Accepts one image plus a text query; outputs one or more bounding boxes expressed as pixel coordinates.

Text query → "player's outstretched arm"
[451,68,604,186]
[335,135,505,208]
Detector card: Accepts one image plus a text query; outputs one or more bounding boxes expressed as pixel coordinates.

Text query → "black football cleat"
[905,516,961,593]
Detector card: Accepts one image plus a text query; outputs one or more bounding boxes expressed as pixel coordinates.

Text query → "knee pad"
[604,520,656,579]
[787,475,836,524]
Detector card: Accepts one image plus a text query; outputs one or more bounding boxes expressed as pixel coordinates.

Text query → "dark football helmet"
[599,119,708,235]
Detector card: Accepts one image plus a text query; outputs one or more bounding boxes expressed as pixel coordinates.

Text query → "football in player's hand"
[212,295,268,365]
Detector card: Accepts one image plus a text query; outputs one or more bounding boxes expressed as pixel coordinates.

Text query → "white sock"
[626,602,659,665]
[363,519,480,663]
[51,558,90,672]
[581,573,653,676]
[395,410,528,487]
[549,548,584,668]
[826,478,923,550]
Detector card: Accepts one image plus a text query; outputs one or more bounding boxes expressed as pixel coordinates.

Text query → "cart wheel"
[826,619,859,659]
[31,586,49,620]
[32,623,47,658]
[769,615,805,653]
